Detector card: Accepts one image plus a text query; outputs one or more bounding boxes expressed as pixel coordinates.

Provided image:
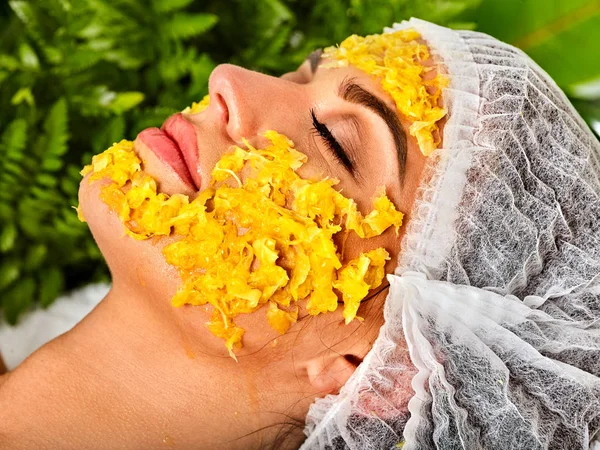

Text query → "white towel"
[0,282,109,371]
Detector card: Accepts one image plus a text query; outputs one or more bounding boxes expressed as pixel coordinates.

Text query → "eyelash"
[310,108,355,173]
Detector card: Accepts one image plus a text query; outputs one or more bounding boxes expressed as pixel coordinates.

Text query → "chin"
[77,172,182,303]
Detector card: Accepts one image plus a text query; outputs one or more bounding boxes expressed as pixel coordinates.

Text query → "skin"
[0,51,438,449]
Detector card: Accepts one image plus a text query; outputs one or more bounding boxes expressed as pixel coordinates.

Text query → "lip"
[137,113,201,190]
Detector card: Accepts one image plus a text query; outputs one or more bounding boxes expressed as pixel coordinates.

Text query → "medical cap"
[301,18,600,449]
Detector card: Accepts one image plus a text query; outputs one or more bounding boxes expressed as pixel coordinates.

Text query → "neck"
[0,286,304,450]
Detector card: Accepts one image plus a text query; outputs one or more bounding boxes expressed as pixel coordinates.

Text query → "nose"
[208,64,295,144]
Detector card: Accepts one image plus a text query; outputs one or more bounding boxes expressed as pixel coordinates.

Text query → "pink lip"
[137,113,201,190]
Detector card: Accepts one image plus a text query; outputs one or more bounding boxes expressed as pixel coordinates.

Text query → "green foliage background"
[0,0,599,324]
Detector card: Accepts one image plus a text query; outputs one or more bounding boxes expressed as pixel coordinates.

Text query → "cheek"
[336,226,401,275]
[77,175,182,303]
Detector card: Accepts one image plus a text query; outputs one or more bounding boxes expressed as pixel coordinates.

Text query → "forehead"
[304,33,443,117]
[309,55,400,112]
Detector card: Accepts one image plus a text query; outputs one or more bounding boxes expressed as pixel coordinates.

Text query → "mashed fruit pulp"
[79,130,403,358]
[77,27,447,357]
[323,28,447,155]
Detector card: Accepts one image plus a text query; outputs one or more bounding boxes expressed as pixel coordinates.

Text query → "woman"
[1,17,600,450]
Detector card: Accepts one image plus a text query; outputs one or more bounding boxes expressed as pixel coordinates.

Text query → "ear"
[304,352,363,395]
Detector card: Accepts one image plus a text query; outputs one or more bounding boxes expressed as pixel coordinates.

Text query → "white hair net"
[300,18,600,450]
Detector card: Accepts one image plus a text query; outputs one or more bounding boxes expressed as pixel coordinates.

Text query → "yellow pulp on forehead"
[79,127,403,358]
[323,28,448,156]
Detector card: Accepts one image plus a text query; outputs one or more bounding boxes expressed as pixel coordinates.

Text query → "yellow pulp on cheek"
[323,28,448,156]
[181,94,210,115]
[79,131,403,358]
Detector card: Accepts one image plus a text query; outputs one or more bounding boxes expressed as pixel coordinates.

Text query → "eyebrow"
[337,77,407,180]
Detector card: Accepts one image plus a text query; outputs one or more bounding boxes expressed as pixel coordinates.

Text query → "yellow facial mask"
[323,28,448,156]
[78,115,403,358]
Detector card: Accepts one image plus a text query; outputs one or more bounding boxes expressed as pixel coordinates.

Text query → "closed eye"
[310,108,356,177]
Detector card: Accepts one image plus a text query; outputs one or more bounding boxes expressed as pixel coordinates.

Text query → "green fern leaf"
[1,161,24,177]
[53,217,79,236]
[260,0,293,39]
[41,157,64,172]
[0,119,28,161]
[19,42,39,70]
[43,98,69,157]
[42,46,63,65]
[249,25,293,70]
[35,173,58,188]
[44,0,73,19]
[0,186,14,203]
[24,243,48,270]
[18,206,43,239]
[2,276,35,325]
[188,53,215,98]
[30,186,61,203]
[75,86,145,116]
[66,164,83,179]
[57,47,103,74]
[91,115,126,153]
[0,222,18,253]
[152,0,194,14]
[9,1,42,41]
[39,267,65,308]
[60,176,79,196]
[0,259,20,291]
[0,191,14,202]
[162,13,218,40]
[131,106,178,133]
[0,204,12,222]
[11,87,35,106]
[103,49,145,70]
[106,91,145,114]
[158,46,199,82]
[0,55,20,71]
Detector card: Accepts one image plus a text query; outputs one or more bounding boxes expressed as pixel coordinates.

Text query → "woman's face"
[77,52,429,356]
